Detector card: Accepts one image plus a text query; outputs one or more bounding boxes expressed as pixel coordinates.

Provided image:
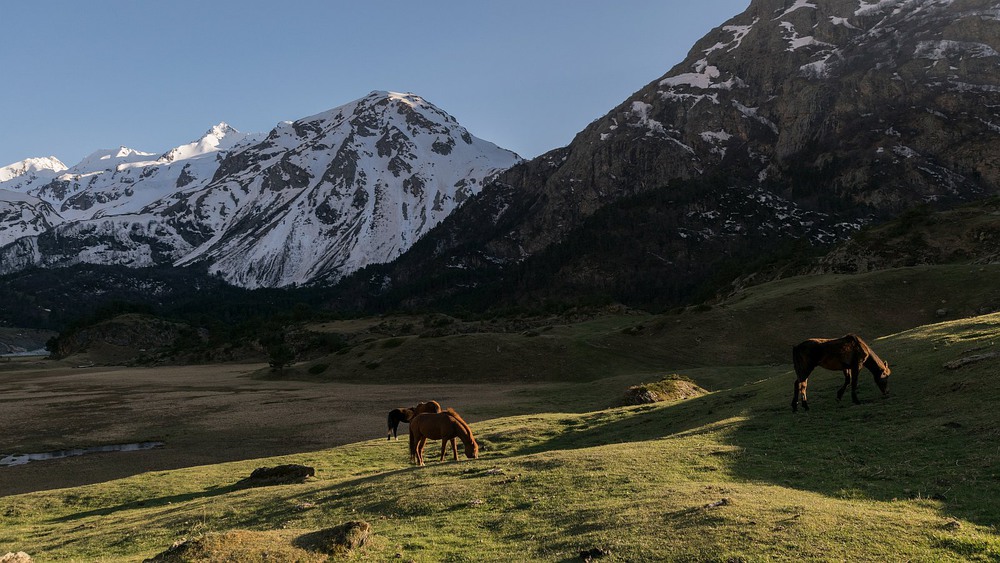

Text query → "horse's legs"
[837,369,850,401]
[439,439,447,461]
[792,377,809,412]
[451,438,458,460]
[792,378,799,412]
[850,368,861,404]
[416,437,427,466]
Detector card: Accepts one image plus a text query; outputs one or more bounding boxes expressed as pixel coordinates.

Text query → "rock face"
[345,0,1000,310]
[0,92,521,288]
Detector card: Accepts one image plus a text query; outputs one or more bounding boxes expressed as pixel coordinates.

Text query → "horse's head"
[466,439,479,459]
[876,363,890,395]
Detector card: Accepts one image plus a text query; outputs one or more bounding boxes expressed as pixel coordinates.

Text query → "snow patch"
[914,40,1000,60]
[830,16,858,29]
[629,101,668,137]
[733,101,779,134]
[700,131,733,143]
[778,21,835,52]
[660,59,721,89]
[774,0,817,19]
[855,0,953,17]
[705,21,757,55]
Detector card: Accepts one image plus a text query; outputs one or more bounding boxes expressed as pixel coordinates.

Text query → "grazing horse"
[791,334,890,412]
[386,400,441,440]
[408,408,479,466]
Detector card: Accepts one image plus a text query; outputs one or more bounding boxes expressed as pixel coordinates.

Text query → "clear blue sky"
[0,1,749,168]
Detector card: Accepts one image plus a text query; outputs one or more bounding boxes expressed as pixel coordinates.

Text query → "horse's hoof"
[802,402,809,411]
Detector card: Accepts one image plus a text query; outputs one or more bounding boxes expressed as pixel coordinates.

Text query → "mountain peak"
[0,92,521,288]
[0,156,67,183]
[72,147,156,172]
[160,123,251,163]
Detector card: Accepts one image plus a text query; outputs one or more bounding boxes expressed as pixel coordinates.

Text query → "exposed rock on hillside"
[345,0,1000,311]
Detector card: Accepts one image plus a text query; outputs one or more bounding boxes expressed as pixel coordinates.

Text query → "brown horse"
[408,408,479,466]
[791,334,890,412]
[387,400,441,440]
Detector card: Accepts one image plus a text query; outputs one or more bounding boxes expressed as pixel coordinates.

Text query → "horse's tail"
[408,423,416,461]
[792,343,809,379]
[387,409,400,440]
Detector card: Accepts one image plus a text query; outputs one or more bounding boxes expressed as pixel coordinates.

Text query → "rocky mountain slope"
[338,0,1000,311]
[0,92,520,288]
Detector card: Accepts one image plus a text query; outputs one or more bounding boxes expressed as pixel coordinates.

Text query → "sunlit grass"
[3,271,1000,560]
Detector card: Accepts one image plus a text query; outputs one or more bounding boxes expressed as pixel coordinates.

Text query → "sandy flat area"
[0,362,544,496]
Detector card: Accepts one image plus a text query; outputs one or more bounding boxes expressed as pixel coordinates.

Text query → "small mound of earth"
[143,531,324,563]
[624,375,708,405]
[237,464,315,487]
[294,521,372,556]
[145,522,373,562]
[0,553,33,563]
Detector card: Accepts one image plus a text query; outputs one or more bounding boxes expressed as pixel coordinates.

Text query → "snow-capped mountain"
[335,0,1000,310]
[0,91,521,287]
[0,156,66,183]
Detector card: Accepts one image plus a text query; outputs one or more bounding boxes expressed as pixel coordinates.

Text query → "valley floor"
[3,266,1000,560]
[0,362,566,496]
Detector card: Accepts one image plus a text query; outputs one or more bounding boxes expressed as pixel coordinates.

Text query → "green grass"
[3,309,1000,561]
[265,264,1000,390]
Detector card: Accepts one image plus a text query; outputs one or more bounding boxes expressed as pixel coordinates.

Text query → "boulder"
[239,464,315,487]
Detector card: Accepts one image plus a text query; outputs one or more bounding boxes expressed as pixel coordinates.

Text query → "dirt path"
[0,362,550,496]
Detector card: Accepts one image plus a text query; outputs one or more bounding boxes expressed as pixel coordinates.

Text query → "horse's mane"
[446,408,474,437]
[853,334,889,375]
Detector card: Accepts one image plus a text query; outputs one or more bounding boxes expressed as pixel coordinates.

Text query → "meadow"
[2,265,999,561]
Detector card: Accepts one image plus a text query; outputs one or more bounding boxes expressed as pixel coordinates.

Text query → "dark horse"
[387,400,441,440]
[408,408,479,466]
[791,334,890,412]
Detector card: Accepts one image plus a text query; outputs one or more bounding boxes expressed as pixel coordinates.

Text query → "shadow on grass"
[52,484,242,523]
[491,356,1000,531]
[503,388,761,459]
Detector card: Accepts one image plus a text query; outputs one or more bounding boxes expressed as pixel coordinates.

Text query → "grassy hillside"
[275,264,1000,388]
[2,309,999,561]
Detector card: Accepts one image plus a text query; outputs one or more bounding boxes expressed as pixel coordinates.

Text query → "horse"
[386,400,441,440]
[791,334,890,412]
[408,408,479,466]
